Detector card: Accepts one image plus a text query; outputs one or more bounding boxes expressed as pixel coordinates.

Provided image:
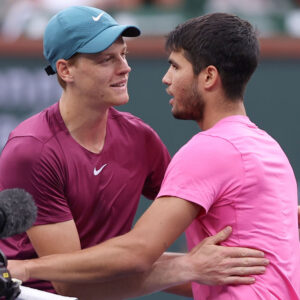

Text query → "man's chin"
[113,97,129,107]
[172,110,202,121]
[172,109,190,120]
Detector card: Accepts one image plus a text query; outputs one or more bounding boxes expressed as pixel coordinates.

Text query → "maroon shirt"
[0,102,170,292]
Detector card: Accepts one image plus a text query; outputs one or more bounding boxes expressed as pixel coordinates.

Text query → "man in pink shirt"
[156,14,300,298]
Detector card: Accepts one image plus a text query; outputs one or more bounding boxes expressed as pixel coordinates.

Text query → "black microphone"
[0,188,37,238]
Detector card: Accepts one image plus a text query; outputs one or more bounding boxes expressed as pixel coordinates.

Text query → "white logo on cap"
[92,12,105,22]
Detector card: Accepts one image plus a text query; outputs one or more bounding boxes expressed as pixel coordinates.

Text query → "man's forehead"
[78,36,126,59]
[112,36,126,46]
[168,49,184,60]
[102,36,126,52]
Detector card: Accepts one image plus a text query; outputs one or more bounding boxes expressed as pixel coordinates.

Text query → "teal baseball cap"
[43,6,140,75]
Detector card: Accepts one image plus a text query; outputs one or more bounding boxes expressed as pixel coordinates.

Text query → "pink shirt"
[0,102,170,292]
[158,115,300,299]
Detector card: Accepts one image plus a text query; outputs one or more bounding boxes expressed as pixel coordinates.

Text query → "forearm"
[18,197,200,283]
[135,252,192,297]
[24,232,155,283]
[56,255,192,300]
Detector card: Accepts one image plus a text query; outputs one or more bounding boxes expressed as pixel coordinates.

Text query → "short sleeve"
[157,134,244,212]
[0,136,73,225]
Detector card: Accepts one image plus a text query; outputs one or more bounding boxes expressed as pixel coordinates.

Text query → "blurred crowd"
[1,0,300,40]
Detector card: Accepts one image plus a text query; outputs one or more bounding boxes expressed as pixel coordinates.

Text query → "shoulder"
[170,132,243,176]
[2,105,63,170]
[108,108,170,166]
[179,132,240,157]
[109,108,149,127]
[0,135,64,185]
[9,104,59,145]
[109,108,162,140]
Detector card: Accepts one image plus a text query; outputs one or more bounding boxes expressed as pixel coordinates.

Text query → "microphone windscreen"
[0,188,37,238]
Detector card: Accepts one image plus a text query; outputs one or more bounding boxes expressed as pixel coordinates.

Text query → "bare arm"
[51,253,193,300]
[12,197,200,283]
[15,227,266,300]
[9,197,268,290]
[26,220,82,295]
[25,220,193,299]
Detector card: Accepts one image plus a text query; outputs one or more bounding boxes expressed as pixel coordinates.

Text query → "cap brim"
[77,25,140,54]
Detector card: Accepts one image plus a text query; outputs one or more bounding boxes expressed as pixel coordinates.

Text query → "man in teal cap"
[1,6,269,299]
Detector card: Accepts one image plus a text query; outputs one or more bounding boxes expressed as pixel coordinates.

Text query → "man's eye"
[99,56,112,63]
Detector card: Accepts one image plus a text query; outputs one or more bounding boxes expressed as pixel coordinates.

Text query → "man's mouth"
[166,88,173,96]
[111,80,127,88]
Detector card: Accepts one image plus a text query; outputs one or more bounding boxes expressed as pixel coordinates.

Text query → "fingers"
[229,257,269,267]
[214,266,266,286]
[222,265,267,285]
[225,247,265,258]
[212,258,268,285]
[229,266,266,276]
[223,276,256,285]
[204,226,232,245]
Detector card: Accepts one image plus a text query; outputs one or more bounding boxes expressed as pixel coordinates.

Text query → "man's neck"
[198,100,246,131]
[59,93,109,154]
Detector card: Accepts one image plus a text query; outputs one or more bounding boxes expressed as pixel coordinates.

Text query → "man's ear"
[56,59,74,83]
[201,65,219,90]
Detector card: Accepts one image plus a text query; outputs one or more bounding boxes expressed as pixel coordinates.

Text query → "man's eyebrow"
[168,58,178,67]
[99,45,128,57]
